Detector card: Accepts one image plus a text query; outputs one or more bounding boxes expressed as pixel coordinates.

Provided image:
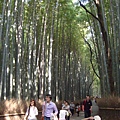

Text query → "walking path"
[71,100,99,120]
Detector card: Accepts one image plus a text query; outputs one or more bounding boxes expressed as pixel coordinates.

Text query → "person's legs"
[84,111,89,118]
[65,115,70,120]
[77,111,79,117]
[70,109,74,116]
[87,110,91,117]
[44,117,50,120]
[67,115,70,120]
[78,111,79,117]
[73,109,74,115]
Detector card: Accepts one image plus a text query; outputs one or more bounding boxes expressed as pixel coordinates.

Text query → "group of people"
[24,94,58,120]
[62,100,81,117]
[24,94,98,120]
[62,95,92,118]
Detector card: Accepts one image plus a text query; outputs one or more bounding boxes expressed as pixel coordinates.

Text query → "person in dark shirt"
[82,95,92,118]
[70,101,75,116]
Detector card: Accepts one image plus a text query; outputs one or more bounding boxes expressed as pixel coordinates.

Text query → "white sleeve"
[26,108,29,115]
[67,105,70,110]
[35,107,38,115]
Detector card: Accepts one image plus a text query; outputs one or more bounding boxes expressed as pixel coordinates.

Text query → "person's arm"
[53,103,58,116]
[62,104,65,109]
[62,107,68,111]
[67,105,72,115]
[82,101,85,111]
[90,100,92,111]
[90,106,92,111]
[35,107,38,116]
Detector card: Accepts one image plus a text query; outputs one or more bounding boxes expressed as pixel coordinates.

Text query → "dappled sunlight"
[0,99,27,119]
[0,99,42,120]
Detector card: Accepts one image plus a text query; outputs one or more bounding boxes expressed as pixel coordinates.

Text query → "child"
[75,103,81,117]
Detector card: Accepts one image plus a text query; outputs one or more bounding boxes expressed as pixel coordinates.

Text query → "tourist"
[42,94,58,120]
[62,100,71,120]
[24,99,38,120]
[70,101,75,116]
[82,95,92,118]
[75,103,81,117]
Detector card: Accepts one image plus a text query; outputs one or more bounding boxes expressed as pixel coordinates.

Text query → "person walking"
[70,101,75,116]
[24,99,38,120]
[42,94,58,120]
[82,95,92,118]
[62,100,71,120]
[75,103,81,117]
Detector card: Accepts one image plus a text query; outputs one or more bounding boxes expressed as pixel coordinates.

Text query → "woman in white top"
[62,100,71,120]
[24,99,38,120]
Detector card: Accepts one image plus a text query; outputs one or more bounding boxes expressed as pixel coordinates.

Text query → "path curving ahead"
[71,100,99,120]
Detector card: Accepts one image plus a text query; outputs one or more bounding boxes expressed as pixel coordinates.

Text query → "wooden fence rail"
[99,107,120,120]
[99,107,120,110]
[0,111,42,117]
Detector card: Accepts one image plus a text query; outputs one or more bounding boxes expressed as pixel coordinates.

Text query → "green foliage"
[0,0,4,14]
[0,0,101,100]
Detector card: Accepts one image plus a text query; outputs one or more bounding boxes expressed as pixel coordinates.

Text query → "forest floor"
[71,100,99,120]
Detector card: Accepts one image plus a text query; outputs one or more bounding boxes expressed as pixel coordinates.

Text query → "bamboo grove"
[78,0,120,96]
[0,0,120,101]
[0,0,91,101]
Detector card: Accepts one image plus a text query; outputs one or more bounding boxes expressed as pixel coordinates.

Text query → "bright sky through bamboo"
[72,0,78,3]
[72,0,88,4]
